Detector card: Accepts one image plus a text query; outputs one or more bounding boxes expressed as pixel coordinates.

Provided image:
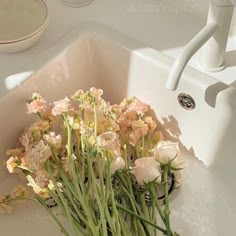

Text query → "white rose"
[154,141,184,169]
[110,156,125,175]
[133,157,161,185]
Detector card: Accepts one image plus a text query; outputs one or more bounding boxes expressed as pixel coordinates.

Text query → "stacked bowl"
[0,0,49,53]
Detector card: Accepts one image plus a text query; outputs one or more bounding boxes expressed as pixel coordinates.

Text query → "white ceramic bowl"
[62,0,94,7]
[0,0,49,53]
[0,24,49,53]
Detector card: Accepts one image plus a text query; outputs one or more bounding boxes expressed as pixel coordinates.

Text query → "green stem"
[87,156,108,236]
[140,192,150,230]
[60,119,98,234]
[46,162,81,235]
[116,173,150,236]
[151,192,157,236]
[116,203,167,235]
[141,136,145,157]
[150,184,166,225]
[93,103,98,136]
[164,166,172,236]
[139,192,151,236]
[35,196,70,236]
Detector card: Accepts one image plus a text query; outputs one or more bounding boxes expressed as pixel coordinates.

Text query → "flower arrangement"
[1,88,184,236]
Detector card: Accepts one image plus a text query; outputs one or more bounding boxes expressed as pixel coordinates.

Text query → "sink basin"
[0,22,236,236]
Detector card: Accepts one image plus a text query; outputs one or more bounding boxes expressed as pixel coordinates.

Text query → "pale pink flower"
[35,170,49,188]
[128,98,149,115]
[97,131,121,156]
[44,132,62,149]
[90,87,103,97]
[27,100,46,114]
[124,110,137,120]
[19,130,30,149]
[110,156,125,175]
[131,120,146,131]
[6,156,18,173]
[24,140,52,171]
[96,109,119,134]
[80,123,94,136]
[128,124,149,146]
[26,93,47,114]
[51,97,72,116]
[117,110,137,136]
[133,156,161,185]
[154,141,184,169]
[144,116,157,132]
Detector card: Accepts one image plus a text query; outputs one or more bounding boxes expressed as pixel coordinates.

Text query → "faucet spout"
[166,23,219,91]
[166,0,235,91]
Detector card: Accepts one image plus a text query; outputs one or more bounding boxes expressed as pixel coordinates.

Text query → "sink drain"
[177,93,196,110]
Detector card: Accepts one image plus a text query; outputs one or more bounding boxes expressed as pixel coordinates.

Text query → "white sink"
[0,22,236,236]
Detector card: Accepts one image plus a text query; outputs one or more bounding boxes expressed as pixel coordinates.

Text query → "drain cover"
[177,93,196,110]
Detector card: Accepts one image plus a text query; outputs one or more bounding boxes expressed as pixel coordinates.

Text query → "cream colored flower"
[154,141,184,170]
[72,89,84,100]
[97,131,121,156]
[67,112,80,130]
[110,156,125,175]
[133,156,161,185]
[44,132,62,149]
[27,175,53,200]
[6,156,18,173]
[90,87,103,98]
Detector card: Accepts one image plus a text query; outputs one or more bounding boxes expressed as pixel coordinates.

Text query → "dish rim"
[0,0,49,44]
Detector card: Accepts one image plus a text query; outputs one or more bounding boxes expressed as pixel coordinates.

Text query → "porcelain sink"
[0,22,236,236]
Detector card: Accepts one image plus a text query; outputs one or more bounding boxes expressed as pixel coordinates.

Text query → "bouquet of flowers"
[1,88,184,236]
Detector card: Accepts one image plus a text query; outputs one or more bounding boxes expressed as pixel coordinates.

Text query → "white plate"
[0,0,48,44]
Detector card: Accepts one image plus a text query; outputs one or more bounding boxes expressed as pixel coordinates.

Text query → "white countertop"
[0,0,236,96]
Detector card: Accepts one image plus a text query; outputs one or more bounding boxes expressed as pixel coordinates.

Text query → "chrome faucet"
[166,0,235,90]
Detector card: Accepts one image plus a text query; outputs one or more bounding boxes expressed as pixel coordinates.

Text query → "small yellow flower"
[0,202,13,214]
[11,185,30,198]
[6,148,23,157]
[0,195,13,214]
